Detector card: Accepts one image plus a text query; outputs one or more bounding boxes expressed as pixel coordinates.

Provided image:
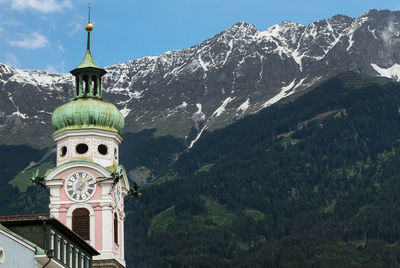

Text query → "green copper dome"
[52,98,125,133]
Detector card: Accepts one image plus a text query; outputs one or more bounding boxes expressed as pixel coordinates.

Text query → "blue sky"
[0,0,399,73]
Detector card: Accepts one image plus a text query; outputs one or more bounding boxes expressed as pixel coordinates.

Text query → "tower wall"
[54,129,122,168]
[46,152,128,267]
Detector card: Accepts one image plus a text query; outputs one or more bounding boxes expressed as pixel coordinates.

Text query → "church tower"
[45,6,130,268]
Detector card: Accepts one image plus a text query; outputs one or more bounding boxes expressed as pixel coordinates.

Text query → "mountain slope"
[2,9,400,148]
[123,72,400,267]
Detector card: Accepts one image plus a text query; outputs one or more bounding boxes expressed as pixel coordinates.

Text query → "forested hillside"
[3,72,400,267]
[124,72,400,267]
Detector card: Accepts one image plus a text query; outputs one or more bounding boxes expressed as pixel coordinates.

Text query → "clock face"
[65,171,96,201]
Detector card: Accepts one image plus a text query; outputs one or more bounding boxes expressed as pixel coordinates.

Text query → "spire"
[70,3,106,99]
[86,3,93,50]
[75,2,98,70]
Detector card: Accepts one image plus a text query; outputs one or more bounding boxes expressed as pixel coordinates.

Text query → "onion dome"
[51,11,124,133]
[52,98,124,133]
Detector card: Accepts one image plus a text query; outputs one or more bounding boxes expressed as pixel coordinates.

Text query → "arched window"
[75,77,79,96]
[83,75,89,95]
[72,208,90,240]
[92,75,98,96]
[114,213,118,245]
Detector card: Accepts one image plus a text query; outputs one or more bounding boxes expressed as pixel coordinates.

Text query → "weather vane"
[85,3,94,50]
[88,2,91,23]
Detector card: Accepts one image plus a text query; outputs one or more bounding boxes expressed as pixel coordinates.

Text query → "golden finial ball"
[85,23,93,32]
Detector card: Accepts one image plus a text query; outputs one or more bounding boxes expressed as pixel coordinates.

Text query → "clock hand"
[76,178,82,190]
[79,175,92,190]
[77,175,84,190]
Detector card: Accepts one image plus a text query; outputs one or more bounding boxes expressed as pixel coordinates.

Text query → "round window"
[60,146,67,157]
[0,247,4,264]
[76,143,89,154]
[98,144,108,155]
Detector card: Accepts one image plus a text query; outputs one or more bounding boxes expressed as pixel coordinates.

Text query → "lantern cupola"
[70,5,106,99]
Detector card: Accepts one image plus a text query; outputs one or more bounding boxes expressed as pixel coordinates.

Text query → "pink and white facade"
[45,129,130,267]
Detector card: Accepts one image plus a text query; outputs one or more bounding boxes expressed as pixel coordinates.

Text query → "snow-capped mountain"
[1,9,400,148]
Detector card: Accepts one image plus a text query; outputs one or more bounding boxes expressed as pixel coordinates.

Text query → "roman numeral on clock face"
[65,171,96,202]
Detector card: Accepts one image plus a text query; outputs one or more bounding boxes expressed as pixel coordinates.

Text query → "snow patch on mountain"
[257,22,306,69]
[120,107,131,118]
[237,99,250,113]
[192,103,206,129]
[0,64,15,75]
[189,124,207,149]
[116,89,144,105]
[192,103,205,119]
[189,104,209,149]
[368,25,378,40]
[12,111,28,119]
[177,101,188,109]
[346,16,370,51]
[190,97,235,149]
[294,77,308,90]
[371,63,400,81]
[8,69,68,90]
[198,55,209,72]
[222,40,234,66]
[212,97,234,117]
[263,79,296,108]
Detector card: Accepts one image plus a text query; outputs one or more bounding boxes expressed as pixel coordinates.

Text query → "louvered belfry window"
[114,213,118,245]
[72,208,90,240]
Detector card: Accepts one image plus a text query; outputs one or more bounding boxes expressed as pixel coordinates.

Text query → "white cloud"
[46,65,57,73]
[381,17,400,47]
[68,22,82,36]
[57,42,64,52]
[46,61,65,73]
[0,18,22,26]
[9,0,72,13]
[0,26,7,40]
[9,32,49,49]
[5,53,18,67]
[381,19,395,45]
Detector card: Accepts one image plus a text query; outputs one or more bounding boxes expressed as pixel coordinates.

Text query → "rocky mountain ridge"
[1,9,400,148]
